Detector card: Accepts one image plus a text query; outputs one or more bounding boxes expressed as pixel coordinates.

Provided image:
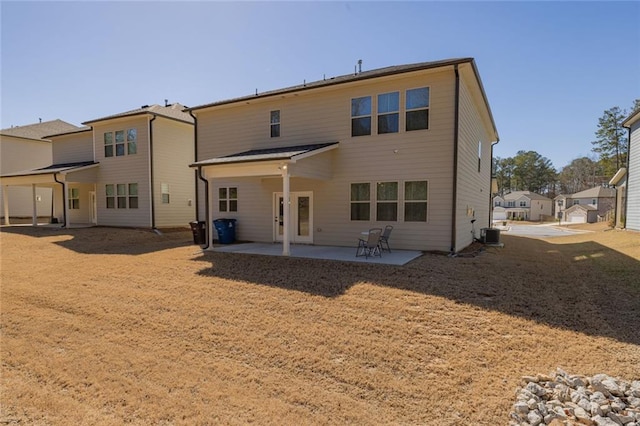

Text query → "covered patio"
[1,161,99,227]
[191,142,339,256]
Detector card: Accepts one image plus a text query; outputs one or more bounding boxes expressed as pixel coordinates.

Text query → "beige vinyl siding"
[152,118,195,227]
[627,120,640,230]
[52,132,93,164]
[454,67,494,250]
[197,67,459,251]
[94,117,151,227]
[0,135,53,218]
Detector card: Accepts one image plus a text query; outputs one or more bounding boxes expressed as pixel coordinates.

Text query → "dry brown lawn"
[1,223,639,425]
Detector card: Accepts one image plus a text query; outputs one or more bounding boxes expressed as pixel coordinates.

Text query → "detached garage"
[565,204,598,223]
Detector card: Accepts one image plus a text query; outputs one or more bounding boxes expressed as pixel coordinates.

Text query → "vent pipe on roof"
[165,99,169,107]
[39,118,42,123]
[358,59,362,73]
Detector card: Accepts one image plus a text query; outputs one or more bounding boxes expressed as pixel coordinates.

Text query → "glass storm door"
[274,192,313,244]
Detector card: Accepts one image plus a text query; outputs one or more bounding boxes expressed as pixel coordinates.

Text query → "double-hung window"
[519,201,527,207]
[377,92,399,134]
[106,183,137,209]
[68,188,79,210]
[376,182,398,221]
[270,110,280,138]
[404,181,428,221]
[127,129,137,154]
[406,87,429,131]
[115,131,125,156]
[161,183,170,204]
[350,183,370,221]
[104,132,114,157]
[351,96,371,137]
[219,187,238,212]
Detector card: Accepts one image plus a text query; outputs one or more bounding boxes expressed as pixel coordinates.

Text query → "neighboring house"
[188,58,499,253]
[0,104,195,228]
[1,119,79,224]
[622,108,640,231]
[609,167,626,228]
[554,186,616,223]
[493,191,552,221]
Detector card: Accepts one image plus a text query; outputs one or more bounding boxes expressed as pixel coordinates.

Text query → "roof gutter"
[197,166,210,249]
[451,64,460,253]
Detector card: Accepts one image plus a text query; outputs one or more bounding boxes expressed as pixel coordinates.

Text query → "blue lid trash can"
[213,218,237,244]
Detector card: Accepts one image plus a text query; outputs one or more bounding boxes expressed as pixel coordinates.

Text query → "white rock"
[594,415,622,426]
[575,406,596,425]
[627,397,640,408]
[611,401,627,412]
[527,409,543,426]
[514,401,529,414]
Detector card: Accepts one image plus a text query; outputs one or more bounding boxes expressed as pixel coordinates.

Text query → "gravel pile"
[509,368,640,426]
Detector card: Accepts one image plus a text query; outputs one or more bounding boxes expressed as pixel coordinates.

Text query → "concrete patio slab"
[210,242,423,266]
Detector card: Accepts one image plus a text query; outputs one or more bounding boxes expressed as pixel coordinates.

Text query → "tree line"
[493,99,640,197]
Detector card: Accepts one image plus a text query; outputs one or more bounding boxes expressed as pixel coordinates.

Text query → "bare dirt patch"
[1,224,639,425]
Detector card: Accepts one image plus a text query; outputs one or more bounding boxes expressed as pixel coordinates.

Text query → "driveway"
[501,223,591,238]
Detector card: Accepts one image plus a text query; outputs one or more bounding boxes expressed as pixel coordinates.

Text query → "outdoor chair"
[356,228,382,259]
[379,225,393,253]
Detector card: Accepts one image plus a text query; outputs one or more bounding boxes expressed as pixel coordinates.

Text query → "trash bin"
[189,221,206,245]
[213,218,237,244]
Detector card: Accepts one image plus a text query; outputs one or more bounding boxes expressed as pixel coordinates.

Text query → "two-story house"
[493,191,552,221]
[555,186,616,223]
[622,108,640,231]
[1,119,79,224]
[0,104,195,229]
[188,58,499,254]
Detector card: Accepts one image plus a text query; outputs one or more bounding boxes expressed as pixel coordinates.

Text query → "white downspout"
[32,184,37,226]
[3,185,10,225]
[282,165,290,256]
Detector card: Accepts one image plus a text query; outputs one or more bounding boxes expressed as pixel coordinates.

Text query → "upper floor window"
[508,201,515,207]
[351,96,371,137]
[592,199,596,205]
[519,201,527,207]
[573,200,580,205]
[377,92,399,134]
[270,110,280,138]
[558,200,564,207]
[406,87,429,131]
[350,183,370,221]
[495,200,502,207]
[127,129,137,154]
[104,128,137,157]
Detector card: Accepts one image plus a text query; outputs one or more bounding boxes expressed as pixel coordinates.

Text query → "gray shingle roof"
[191,142,338,167]
[83,103,194,125]
[186,58,475,112]
[0,119,80,141]
[570,186,616,199]
[503,191,551,201]
[0,161,98,178]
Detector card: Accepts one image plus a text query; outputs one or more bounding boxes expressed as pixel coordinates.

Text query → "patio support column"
[32,184,37,226]
[207,177,215,249]
[282,165,290,256]
[3,186,9,225]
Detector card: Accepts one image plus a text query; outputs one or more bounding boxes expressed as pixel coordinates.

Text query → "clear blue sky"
[2,1,639,170]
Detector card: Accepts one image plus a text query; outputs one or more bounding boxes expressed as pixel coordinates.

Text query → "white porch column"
[32,184,37,226]
[282,165,290,256]
[62,182,69,228]
[208,177,215,249]
[3,185,9,225]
